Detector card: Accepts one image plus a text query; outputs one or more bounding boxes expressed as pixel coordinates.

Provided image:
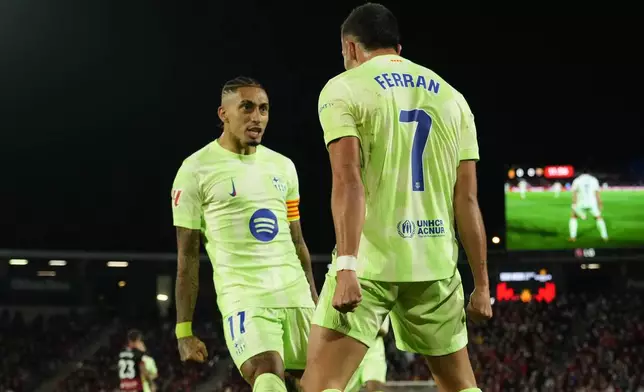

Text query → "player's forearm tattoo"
[176,228,201,323]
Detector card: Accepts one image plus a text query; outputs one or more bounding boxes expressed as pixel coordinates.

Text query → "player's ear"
[217,105,227,124]
[347,41,358,61]
[396,44,402,55]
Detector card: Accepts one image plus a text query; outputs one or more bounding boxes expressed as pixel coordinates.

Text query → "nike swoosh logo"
[229,178,237,197]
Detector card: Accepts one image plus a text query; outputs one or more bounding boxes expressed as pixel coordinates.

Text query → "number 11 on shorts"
[227,311,246,340]
[399,109,433,192]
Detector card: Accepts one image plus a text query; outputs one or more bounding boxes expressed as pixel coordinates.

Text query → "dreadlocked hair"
[221,76,264,99]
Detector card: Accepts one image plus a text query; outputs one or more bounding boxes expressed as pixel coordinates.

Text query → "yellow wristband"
[175,322,193,339]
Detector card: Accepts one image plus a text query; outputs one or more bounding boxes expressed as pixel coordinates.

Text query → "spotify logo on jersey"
[249,208,279,242]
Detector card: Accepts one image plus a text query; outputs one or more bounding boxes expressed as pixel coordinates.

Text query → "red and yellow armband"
[286,198,300,221]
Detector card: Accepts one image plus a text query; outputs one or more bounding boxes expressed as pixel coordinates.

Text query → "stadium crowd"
[387,292,644,392]
[2,291,644,392]
[0,310,102,392]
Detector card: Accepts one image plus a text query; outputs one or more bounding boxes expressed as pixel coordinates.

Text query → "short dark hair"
[127,329,143,343]
[221,76,264,100]
[341,3,400,51]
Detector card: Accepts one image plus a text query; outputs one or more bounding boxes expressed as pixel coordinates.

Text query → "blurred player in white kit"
[518,179,528,199]
[551,182,562,198]
[568,172,608,242]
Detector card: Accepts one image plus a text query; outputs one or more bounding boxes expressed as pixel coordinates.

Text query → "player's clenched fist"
[332,270,362,313]
[177,336,208,363]
[466,287,493,323]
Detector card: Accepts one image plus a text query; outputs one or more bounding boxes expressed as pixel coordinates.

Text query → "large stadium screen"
[504,163,644,251]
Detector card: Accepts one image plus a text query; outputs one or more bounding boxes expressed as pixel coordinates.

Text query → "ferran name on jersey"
[374,72,441,93]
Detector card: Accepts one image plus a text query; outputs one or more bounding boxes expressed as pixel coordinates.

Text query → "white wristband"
[336,255,358,271]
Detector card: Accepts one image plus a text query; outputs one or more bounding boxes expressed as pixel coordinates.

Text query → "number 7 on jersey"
[399,109,433,192]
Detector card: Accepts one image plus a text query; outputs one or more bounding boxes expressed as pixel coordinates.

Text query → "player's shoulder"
[258,145,296,169]
[407,59,472,111]
[433,74,470,112]
[180,141,216,167]
[319,70,355,100]
[126,347,144,358]
[402,57,462,93]
[178,141,234,176]
[577,173,594,180]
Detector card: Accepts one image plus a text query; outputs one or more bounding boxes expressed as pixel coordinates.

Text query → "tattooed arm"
[171,161,208,362]
[290,220,318,303]
[175,227,201,323]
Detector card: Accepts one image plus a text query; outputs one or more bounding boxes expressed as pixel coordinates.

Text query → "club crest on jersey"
[233,340,246,356]
[272,177,287,194]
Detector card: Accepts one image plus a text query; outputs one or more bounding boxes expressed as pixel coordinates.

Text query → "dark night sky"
[1,1,642,253]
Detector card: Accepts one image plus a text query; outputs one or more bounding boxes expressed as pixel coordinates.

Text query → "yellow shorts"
[222,307,313,370]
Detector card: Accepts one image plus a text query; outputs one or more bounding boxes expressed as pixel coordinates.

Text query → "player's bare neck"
[218,131,256,155]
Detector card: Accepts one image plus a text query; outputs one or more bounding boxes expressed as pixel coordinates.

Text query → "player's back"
[118,347,144,391]
[572,173,600,204]
[319,55,478,282]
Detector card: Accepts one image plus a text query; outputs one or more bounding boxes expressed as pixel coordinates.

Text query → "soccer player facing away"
[301,4,492,392]
[344,316,390,392]
[171,77,318,392]
[118,330,158,392]
[552,181,562,198]
[569,171,608,242]
[518,179,528,199]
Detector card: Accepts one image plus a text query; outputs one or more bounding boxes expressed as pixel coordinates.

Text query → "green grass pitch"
[505,190,644,250]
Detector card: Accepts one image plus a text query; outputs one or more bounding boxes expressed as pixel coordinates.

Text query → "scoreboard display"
[495,268,557,303]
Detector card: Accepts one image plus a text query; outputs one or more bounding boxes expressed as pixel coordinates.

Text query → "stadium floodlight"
[9,259,28,266]
[107,261,128,268]
[49,260,67,267]
[527,168,535,177]
[492,236,501,244]
[156,294,169,301]
[516,168,524,178]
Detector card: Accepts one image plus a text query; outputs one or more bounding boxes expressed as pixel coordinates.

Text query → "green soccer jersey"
[318,55,479,282]
[171,140,315,315]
